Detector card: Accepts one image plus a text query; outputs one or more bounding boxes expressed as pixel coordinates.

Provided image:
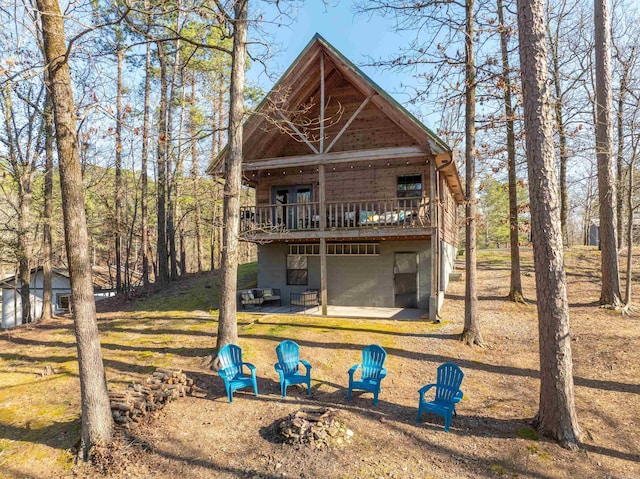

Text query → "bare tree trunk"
[497,0,524,302]
[191,76,204,272]
[176,71,186,276]
[217,0,248,352]
[18,194,32,324]
[216,77,224,156]
[42,88,54,320]
[115,44,123,293]
[462,0,483,346]
[35,0,113,456]
[2,84,33,324]
[595,0,623,307]
[156,42,169,287]
[516,0,581,449]
[166,17,181,281]
[140,26,151,287]
[546,14,570,247]
[615,47,632,251]
[624,147,635,305]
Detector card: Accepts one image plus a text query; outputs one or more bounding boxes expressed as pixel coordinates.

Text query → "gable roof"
[207,33,464,203]
[0,267,70,288]
[0,266,140,290]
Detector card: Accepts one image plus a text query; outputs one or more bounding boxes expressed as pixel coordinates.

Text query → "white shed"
[0,267,74,329]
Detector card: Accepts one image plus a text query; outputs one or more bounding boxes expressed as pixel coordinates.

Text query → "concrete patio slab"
[242,304,427,320]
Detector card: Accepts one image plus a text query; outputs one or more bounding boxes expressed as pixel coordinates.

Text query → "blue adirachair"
[347,344,387,405]
[416,362,464,432]
[217,344,259,403]
[274,340,312,398]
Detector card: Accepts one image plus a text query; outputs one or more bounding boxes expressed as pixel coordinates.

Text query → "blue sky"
[249,2,417,110]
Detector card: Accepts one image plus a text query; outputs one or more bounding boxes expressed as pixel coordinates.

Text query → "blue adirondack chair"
[217,344,259,403]
[416,362,464,432]
[274,340,312,398]
[347,344,387,406]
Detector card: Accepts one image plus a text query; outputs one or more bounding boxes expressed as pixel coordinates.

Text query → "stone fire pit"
[278,407,353,449]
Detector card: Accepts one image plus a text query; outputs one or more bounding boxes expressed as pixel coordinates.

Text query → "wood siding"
[247,75,418,162]
[254,159,431,206]
[441,174,459,245]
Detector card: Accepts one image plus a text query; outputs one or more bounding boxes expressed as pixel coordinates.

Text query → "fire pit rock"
[278,407,353,449]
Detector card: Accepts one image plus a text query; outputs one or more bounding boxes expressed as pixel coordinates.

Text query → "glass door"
[273,188,289,228]
[272,185,312,230]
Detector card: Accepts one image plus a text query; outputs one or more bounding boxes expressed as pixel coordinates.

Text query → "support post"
[320,53,325,154]
[429,159,439,320]
[319,164,327,315]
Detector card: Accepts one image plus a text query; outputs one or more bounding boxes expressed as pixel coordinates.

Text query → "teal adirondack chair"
[416,362,464,432]
[347,344,387,405]
[217,344,259,403]
[274,340,312,397]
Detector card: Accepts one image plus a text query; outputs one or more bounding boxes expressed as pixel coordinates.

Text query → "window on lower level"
[286,255,308,285]
[57,294,71,311]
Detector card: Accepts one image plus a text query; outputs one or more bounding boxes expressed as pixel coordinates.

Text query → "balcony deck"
[240,196,432,240]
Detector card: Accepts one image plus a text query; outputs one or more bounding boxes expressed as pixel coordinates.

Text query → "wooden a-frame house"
[207,34,464,319]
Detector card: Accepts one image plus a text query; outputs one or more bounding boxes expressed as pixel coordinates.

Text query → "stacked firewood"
[109,368,195,426]
[278,407,354,449]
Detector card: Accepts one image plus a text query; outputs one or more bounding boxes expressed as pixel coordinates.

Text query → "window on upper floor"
[397,175,422,207]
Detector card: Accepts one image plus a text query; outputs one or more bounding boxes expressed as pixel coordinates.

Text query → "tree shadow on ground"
[243,334,640,395]
[0,418,79,450]
[251,319,435,338]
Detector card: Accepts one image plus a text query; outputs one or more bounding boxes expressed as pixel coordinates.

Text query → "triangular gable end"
[207,34,464,204]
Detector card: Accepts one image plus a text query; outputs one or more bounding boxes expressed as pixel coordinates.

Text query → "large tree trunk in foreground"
[35,0,113,457]
[462,0,484,346]
[216,0,248,352]
[516,0,581,449]
[594,0,623,307]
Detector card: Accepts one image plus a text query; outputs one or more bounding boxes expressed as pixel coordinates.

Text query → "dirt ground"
[1,247,639,479]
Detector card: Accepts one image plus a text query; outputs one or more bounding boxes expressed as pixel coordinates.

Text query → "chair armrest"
[379,368,387,380]
[300,359,312,371]
[243,362,256,376]
[274,363,286,379]
[453,389,463,403]
[218,368,230,380]
[348,364,360,379]
[418,383,436,399]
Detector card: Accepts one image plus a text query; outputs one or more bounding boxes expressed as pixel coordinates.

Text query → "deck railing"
[240,197,430,234]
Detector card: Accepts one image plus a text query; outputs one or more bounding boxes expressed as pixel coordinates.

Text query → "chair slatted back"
[361,344,387,380]
[218,344,243,379]
[276,340,300,374]
[435,362,464,403]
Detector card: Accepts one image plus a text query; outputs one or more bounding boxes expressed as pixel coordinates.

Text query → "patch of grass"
[517,426,539,441]
[56,450,75,470]
[266,324,288,336]
[537,451,552,462]
[135,351,157,361]
[133,262,257,313]
[490,463,507,476]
